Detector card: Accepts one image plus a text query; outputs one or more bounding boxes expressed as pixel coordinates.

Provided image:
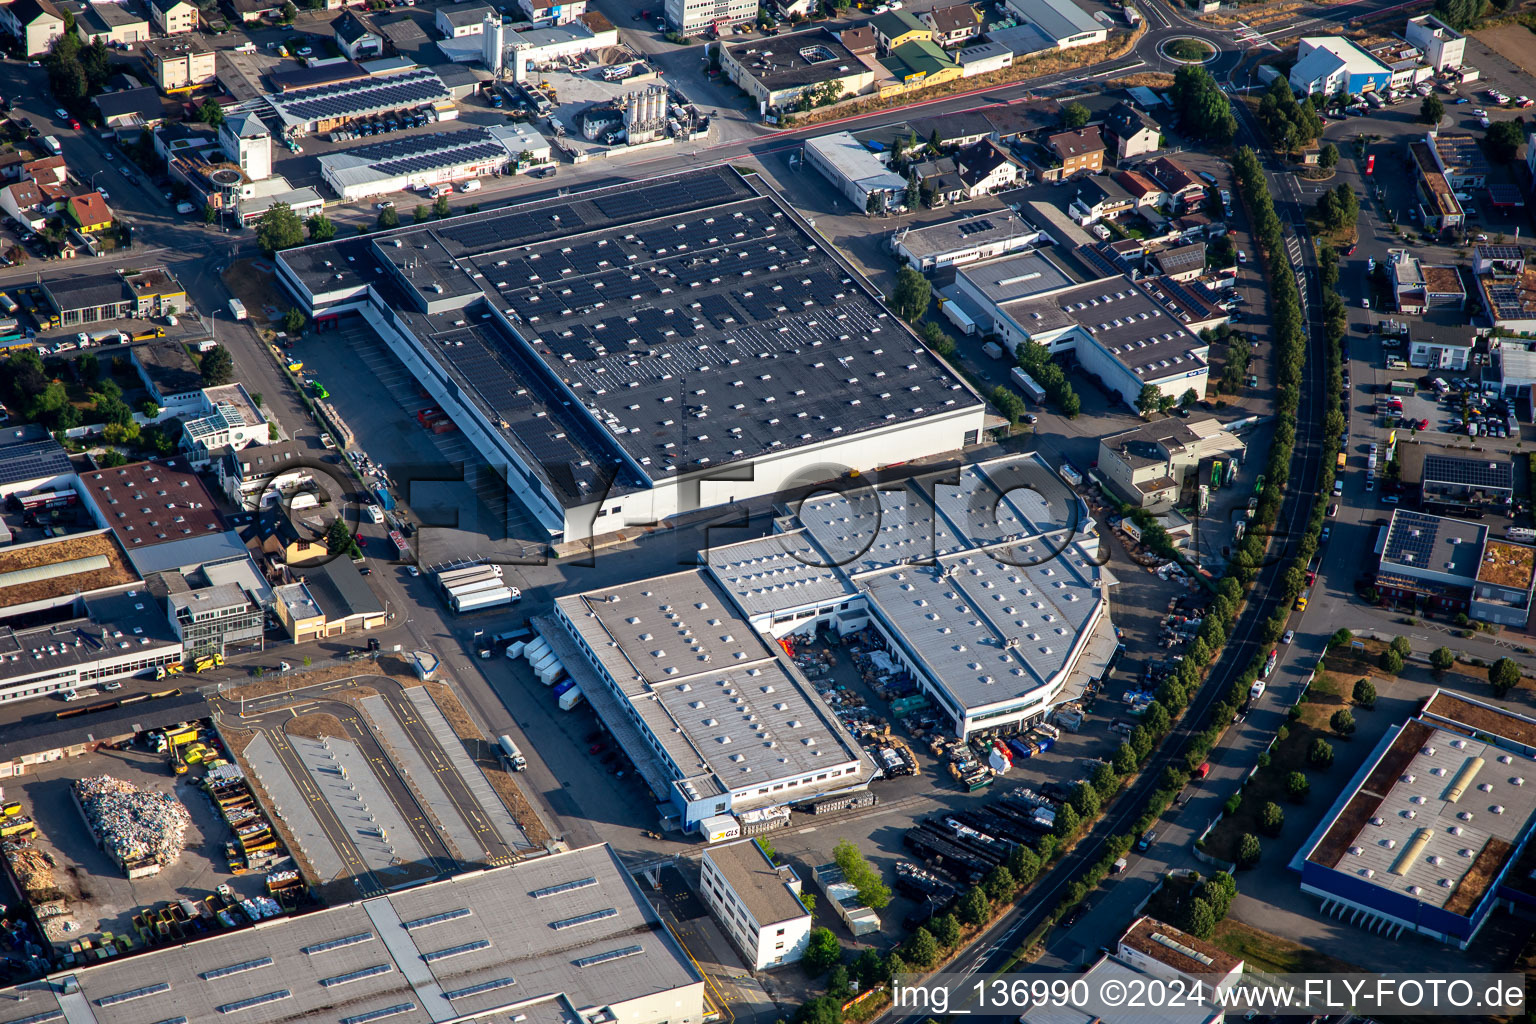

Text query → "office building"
[1405,14,1465,71]
[0,589,182,704]
[1289,36,1392,96]
[167,581,264,656]
[700,839,812,969]
[720,30,874,117]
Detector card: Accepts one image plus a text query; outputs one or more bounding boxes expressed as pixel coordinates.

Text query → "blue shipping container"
[552,679,576,698]
[373,486,395,511]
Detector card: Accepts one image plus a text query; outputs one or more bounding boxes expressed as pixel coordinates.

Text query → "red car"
[1345,243,1357,255]
[67,118,80,130]
[588,742,606,754]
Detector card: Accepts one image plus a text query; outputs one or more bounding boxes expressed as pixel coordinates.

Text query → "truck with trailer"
[1010,366,1047,404]
[558,685,585,711]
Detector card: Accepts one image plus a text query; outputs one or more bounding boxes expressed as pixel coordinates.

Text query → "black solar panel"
[1423,455,1512,489]
[957,218,995,236]
[0,438,70,488]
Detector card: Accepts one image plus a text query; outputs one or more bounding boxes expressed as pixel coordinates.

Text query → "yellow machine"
[192,653,225,674]
[155,663,184,680]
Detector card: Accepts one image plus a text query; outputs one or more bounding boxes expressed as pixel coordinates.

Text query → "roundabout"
[1159,35,1219,64]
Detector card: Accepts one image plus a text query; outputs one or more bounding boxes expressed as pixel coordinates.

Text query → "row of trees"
[1256,79,1324,156]
[1169,65,1236,145]
[1014,340,1081,418]
[254,193,462,258]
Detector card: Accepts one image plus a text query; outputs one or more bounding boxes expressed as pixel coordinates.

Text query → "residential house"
[224,0,282,24]
[69,0,148,46]
[0,0,66,56]
[22,156,66,188]
[913,157,966,207]
[838,24,875,54]
[1115,168,1167,209]
[148,0,196,33]
[954,139,1024,195]
[67,191,113,234]
[250,507,324,566]
[216,439,312,508]
[142,37,217,92]
[905,111,994,151]
[1152,241,1206,281]
[922,3,980,47]
[1039,126,1104,181]
[1069,174,1134,224]
[332,11,382,59]
[0,181,50,230]
[95,86,166,129]
[871,10,930,51]
[1103,101,1160,162]
[1147,155,1203,208]
[885,39,960,87]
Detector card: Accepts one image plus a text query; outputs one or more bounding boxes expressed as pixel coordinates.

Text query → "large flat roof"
[959,249,1076,304]
[725,29,864,90]
[0,530,139,611]
[1304,694,1536,918]
[1380,509,1486,580]
[266,66,450,129]
[0,434,70,487]
[0,588,179,687]
[319,124,525,190]
[279,165,976,508]
[1007,0,1101,42]
[705,530,857,617]
[79,458,226,551]
[555,569,866,798]
[0,844,703,1024]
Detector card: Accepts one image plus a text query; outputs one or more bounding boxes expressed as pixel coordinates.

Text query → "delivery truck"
[228,299,247,321]
[496,735,527,771]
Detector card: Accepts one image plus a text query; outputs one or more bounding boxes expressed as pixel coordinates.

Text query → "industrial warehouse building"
[1296,690,1536,948]
[700,839,813,969]
[541,451,1114,826]
[547,568,873,829]
[265,66,454,136]
[319,123,549,200]
[0,589,184,704]
[1372,508,1536,626]
[0,843,707,1023]
[274,165,986,546]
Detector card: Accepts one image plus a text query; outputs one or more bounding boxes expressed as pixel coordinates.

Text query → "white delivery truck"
[496,735,528,771]
[228,298,247,321]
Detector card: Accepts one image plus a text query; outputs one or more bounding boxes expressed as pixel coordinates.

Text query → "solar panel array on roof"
[1423,455,1513,489]
[957,218,996,236]
[0,437,71,487]
[271,68,448,123]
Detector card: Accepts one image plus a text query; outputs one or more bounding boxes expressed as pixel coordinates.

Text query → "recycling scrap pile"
[3,845,60,903]
[73,776,192,874]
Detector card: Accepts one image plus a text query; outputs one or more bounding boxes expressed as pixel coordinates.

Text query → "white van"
[459,179,481,193]
[367,504,385,524]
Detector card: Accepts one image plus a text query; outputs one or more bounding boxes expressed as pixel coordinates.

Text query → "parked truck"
[1010,366,1047,403]
[228,298,247,321]
[496,735,527,771]
[558,685,585,711]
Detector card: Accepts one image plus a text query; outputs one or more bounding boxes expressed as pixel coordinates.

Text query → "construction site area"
[0,722,302,969]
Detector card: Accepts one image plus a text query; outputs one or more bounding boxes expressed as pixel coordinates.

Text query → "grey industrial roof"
[279,165,977,507]
[0,844,703,1024]
[705,840,810,926]
[0,687,205,763]
[168,581,251,618]
[705,530,857,617]
[1005,0,1100,42]
[44,271,131,312]
[1306,716,1536,914]
[123,531,249,575]
[0,588,180,687]
[1422,454,1513,491]
[555,569,866,797]
[895,209,1034,259]
[790,454,1107,712]
[725,29,864,90]
[320,125,516,190]
[266,67,450,129]
[438,2,495,27]
[1380,509,1486,580]
[959,249,1076,304]
[0,435,70,487]
[1025,275,1210,381]
[95,86,164,122]
[300,557,384,620]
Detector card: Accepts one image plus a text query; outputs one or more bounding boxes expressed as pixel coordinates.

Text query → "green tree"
[376,206,400,230]
[1259,801,1284,836]
[325,517,361,558]
[138,399,160,418]
[200,345,234,386]
[865,189,885,216]
[1169,64,1236,143]
[798,891,816,915]
[1430,646,1456,676]
[1006,843,1040,886]
[1330,709,1356,737]
[1389,636,1412,658]
[1420,93,1445,125]
[434,193,452,218]
[1286,771,1310,802]
[1352,677,1377,708]
[283,307,306,335]
[279,0,297,20]
[1319,142,1339,169]
[853,948,886,987]
[1237,833,1263,868]
[1142,700,1170,737]
[890,267,931,322]
[306,214,336,242]
[1433,0,1485,30]
[1489,656,1522,696]
[793,996,842,1024]
[958,887,989,926]
[1135,383,1161,417]
[199,99,225,127]
[1380,648,1404,675]
[1487,119,1524,162]
[904,927,938,968]
[931,913,961,948]
[413,204,430,224]
[991,385,1025,425]
[1113,741,1137,774]
[904,170,919,211]
[1308,737,1335,769]
[826,965,851,1000]
[203,203,218,224]
[832,839,890,909]
[255,202,304,256]
[801,927,841,975]
[1053,801,1081,838]
[77,350,99,385]
[1180,387,1199,409]
[983,865,1016,903]
[1182,897,1217,938]
[1062,101,1090,129]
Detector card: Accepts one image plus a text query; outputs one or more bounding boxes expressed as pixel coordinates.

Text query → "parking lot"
[2,740,278,957]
